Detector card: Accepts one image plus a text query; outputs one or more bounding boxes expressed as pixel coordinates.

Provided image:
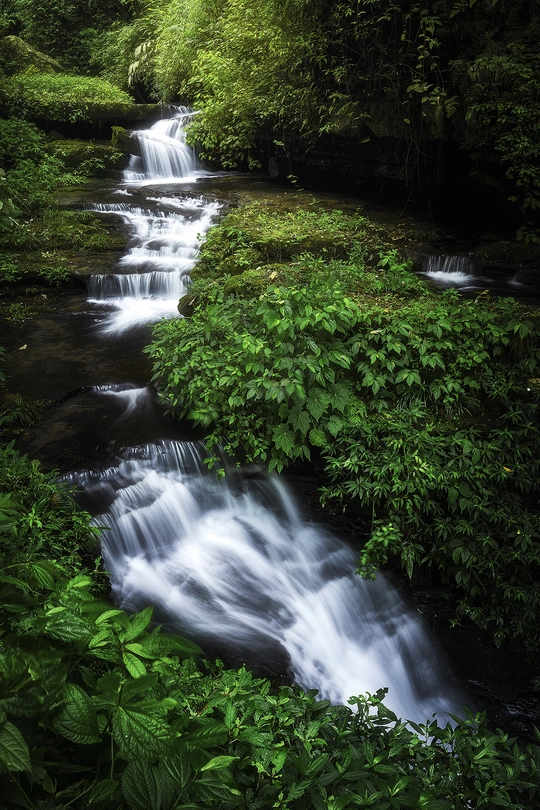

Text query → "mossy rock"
[178,294,197,317]
[111,126,141,157]
[474,240,540,265]
[223,268,268,298]
[514,266,540,286]
[0,36,63,76]
[219,248,264,276]
[49,140,127,174]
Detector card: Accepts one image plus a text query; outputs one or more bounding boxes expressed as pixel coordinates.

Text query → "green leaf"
[200,755,239,772]
[87,778,119,804]
[309,428,328,447]
[273,425,295,456]
[0,721,31,772]
[123,652,147,679]
[163,746,191,790]
[307,387,330,419]
[121,606,154,642]
[29,562,56,589]
[95,609,126,626]
[122,761,162,810]
[112,707,171,758]
[185,719,229,748]
[54,684,100,744]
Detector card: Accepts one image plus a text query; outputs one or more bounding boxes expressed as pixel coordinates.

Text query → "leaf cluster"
[149,205,540,653]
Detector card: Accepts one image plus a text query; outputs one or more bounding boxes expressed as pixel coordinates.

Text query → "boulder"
[0,35,63,75]
[111,126,142,157]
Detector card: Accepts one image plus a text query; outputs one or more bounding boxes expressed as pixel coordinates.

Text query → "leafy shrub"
[149,208,540,654]
[1,71,133,122]
[0,117,62,219]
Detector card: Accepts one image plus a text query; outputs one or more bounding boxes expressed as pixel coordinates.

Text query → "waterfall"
[64,438,463,725]
[87,122,220,334]
[124,106,204,182]
[74,108,466,725]
[421,255,476,286]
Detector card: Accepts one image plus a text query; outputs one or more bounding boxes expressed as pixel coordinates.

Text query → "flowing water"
[63,108,466,724]
[87,195,220,335]
[421,253,540,298]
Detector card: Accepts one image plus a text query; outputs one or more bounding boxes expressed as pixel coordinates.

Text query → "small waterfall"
[64,439,464,724]
[87,191,220,335]
[421,255,476,286]
[125,106,203,182]
[91,383,152,419]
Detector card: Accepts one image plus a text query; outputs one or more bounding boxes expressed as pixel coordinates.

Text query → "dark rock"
[111,126,142,157]
[49,139,128,173]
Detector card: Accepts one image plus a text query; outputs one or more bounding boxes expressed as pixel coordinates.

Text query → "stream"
[5,107,538,731]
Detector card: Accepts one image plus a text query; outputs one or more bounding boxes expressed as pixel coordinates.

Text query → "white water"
[65,439,462,724]
[87,109,219,334]
[421,255,476,286]
[124,106,206,183]
[91,383,152,419]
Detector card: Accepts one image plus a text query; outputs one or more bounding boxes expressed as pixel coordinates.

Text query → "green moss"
[0,35,63,76]
[49,139,126,174]
[1,71,134,123]
[223,267,268,297]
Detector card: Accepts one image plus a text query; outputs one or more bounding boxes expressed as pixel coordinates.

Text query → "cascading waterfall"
[124,106,204,182]
[72,107,466,725]
[87,110,219,334]
[64,439,463,725]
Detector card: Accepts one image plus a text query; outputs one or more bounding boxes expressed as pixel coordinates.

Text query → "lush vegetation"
[0,116,125,298]
[1,1,540,807]
[47,0,536,235]
[149,202,540,654]
[1,72,133,123]
[2,444,540,809]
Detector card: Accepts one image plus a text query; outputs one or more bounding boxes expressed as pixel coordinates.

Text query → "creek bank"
[1,169,538,741]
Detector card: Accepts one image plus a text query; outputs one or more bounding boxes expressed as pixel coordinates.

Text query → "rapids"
[63,107,467,725]
[64,439,463,724]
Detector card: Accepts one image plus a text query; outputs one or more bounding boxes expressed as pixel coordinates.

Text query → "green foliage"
[2,381,540,808]
[0,443,98,567]
[115,0,469,173]
[96,0,540,229]
[9,0,139,71]
[0,117,62,220]
[461,45,540,241]
[1,301,35,323]
[150,206,540,654]
[0,394,51,433]
[1,71,133,123]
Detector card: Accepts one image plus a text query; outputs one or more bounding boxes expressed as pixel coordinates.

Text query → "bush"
[1,71,133,122]
[149,207,540,654]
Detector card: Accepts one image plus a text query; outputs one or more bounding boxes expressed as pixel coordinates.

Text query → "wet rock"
[473,240,540,265]
[178,295,196,317]
[111,126,142,158]
[49,139,128,174]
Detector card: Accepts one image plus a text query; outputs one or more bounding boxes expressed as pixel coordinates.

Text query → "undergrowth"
[1,443,540,808]
[149,201,540,655]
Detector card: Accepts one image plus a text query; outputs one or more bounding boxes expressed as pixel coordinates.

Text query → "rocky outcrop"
[0,35,63,75]
[49,139,128,173]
